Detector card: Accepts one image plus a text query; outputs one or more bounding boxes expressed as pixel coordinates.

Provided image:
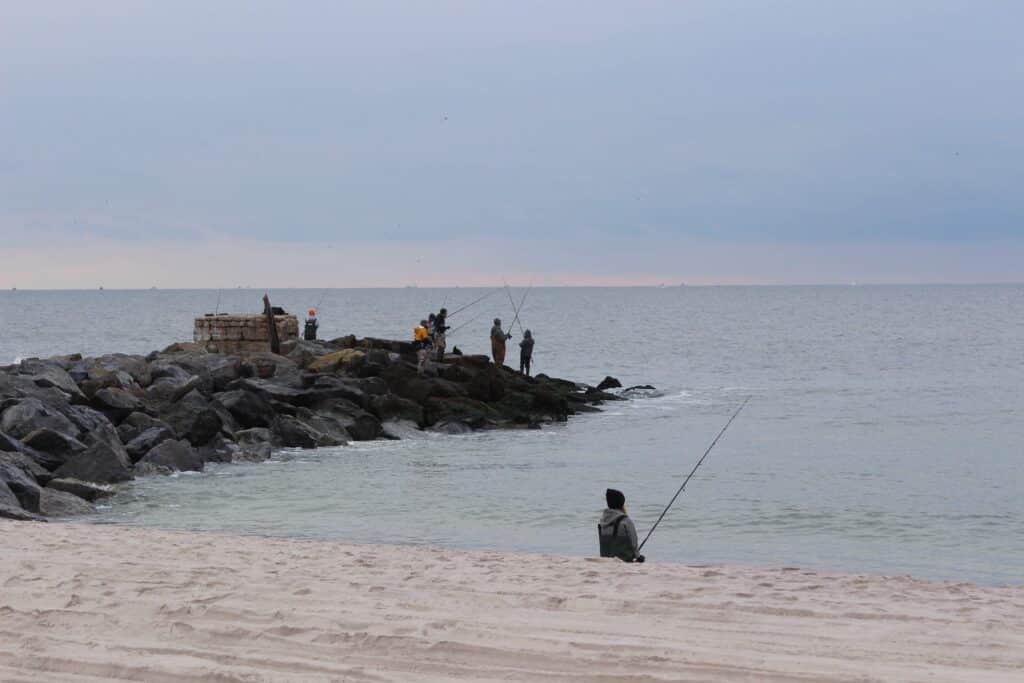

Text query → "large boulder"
[0,451,52,485]
[0,430,59,472]
[124,426,175,463]
[0,398,78,440]
[234,428,275,461]
[60,404,117,436]
[0,497,46,521]
[596,376,622,391]
[0,460,42,512]
[92,387,144,423]
[52,427,133,484]
[46,477,115,502]
[423,397,499,430]
[117,412,173,444]
[161,390,224,447]
[369,394,424,426]
[145,375,202,404]
[136,439,204,475]
[272,416,342,449]
[215,390,276,429]
[39,487,95,517]
[20,428,88,468]
[17,361,86,403]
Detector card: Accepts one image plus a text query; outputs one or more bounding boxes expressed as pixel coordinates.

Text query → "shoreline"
[2,521,1021,682]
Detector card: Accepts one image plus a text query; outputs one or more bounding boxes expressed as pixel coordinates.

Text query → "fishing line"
[637,396,751,552]
[449,287,502,318]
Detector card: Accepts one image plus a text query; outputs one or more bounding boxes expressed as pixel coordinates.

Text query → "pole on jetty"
[263,293,281,355]
[637,396,750,552]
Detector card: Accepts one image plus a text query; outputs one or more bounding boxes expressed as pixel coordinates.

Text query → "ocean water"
[1,285,1022,585]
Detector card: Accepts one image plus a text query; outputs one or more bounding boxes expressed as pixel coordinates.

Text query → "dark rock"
[329,334,358,349]
[369,394,424,426]
[596,376,622,391]
[241,352,297,380]
[18,362,86,403]
[92,387,144,423]
[149,360,192,383]
[0,430,59,472]
[52,431,133,484]
[46,477,115,501]
[285,340,330,369]
[161,390,224,447]
[0,398,78,440]
[0,451,53,485]
[584,387,624,402]
[0,461,42,512]
[21,428,88,466]
[0,500,46,521]
[423,397,499,430]
[233,428,275,461]
[117,412,173,443]
[294,409,351,445]
[0,481,20,508]
[145,375,202,404]
[39,487,95,516]
[137,439,204,474]
[272,415,342,448]
[60,405,116,436]
[124,426,175,463]
[215,390,276,429]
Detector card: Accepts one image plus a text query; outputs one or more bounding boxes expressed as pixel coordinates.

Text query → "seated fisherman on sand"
[598,488,645,563]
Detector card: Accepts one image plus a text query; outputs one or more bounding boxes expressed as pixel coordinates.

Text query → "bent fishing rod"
[448,287,503,318]
[637,396,751,552]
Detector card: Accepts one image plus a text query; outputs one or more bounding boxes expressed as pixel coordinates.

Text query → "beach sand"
[1,521,1021,682]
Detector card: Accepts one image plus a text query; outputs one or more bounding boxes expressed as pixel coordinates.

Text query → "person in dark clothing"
[598,488,645,563]
[304,309,319,341]
[519,329,535,375]
[433,307,449,360]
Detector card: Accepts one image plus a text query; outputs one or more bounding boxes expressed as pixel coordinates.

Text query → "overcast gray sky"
[2,1,1022,287]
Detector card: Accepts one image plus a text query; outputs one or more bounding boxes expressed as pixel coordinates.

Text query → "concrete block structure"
[193,314,298,354]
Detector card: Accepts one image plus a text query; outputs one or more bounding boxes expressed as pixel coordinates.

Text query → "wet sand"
[1,521,1021,682]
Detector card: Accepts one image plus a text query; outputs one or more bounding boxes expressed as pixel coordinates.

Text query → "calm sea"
[1,286,1022,585]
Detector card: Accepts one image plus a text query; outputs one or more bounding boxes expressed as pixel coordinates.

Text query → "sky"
[1,1,1022,288]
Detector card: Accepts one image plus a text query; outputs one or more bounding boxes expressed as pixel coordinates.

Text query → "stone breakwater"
[0,335,638,520]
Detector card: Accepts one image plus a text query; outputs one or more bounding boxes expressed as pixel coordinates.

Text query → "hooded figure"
[598,488,645,563]
[490,318,512,366]
[519,329,534,376]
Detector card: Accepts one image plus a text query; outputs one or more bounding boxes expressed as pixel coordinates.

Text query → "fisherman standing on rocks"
[433,307,449,360]
[519,329,534,376]
[414,319,432,374]
[490,318,512,366]
[304,309,319,341]
[598,488,645,563]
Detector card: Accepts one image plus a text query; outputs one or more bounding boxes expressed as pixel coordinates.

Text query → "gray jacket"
[598,508,639,561]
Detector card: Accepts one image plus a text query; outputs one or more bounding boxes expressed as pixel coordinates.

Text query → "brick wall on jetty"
[193,314,298,354]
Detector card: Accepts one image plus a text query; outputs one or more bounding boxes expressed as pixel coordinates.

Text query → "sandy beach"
[1,521,1021,682]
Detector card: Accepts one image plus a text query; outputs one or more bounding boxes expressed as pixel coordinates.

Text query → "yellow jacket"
[414,326,429,342]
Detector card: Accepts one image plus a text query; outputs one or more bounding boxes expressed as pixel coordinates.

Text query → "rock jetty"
[1,336,630,520]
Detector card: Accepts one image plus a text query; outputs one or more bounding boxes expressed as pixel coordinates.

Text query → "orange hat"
[308,309,316,316]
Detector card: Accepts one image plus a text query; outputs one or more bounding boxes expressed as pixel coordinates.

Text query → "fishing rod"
[214,289,222,315]
[448,311,485,336]
[448,287,502,318]
[510,281,532,335]
[637,396,750,552]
